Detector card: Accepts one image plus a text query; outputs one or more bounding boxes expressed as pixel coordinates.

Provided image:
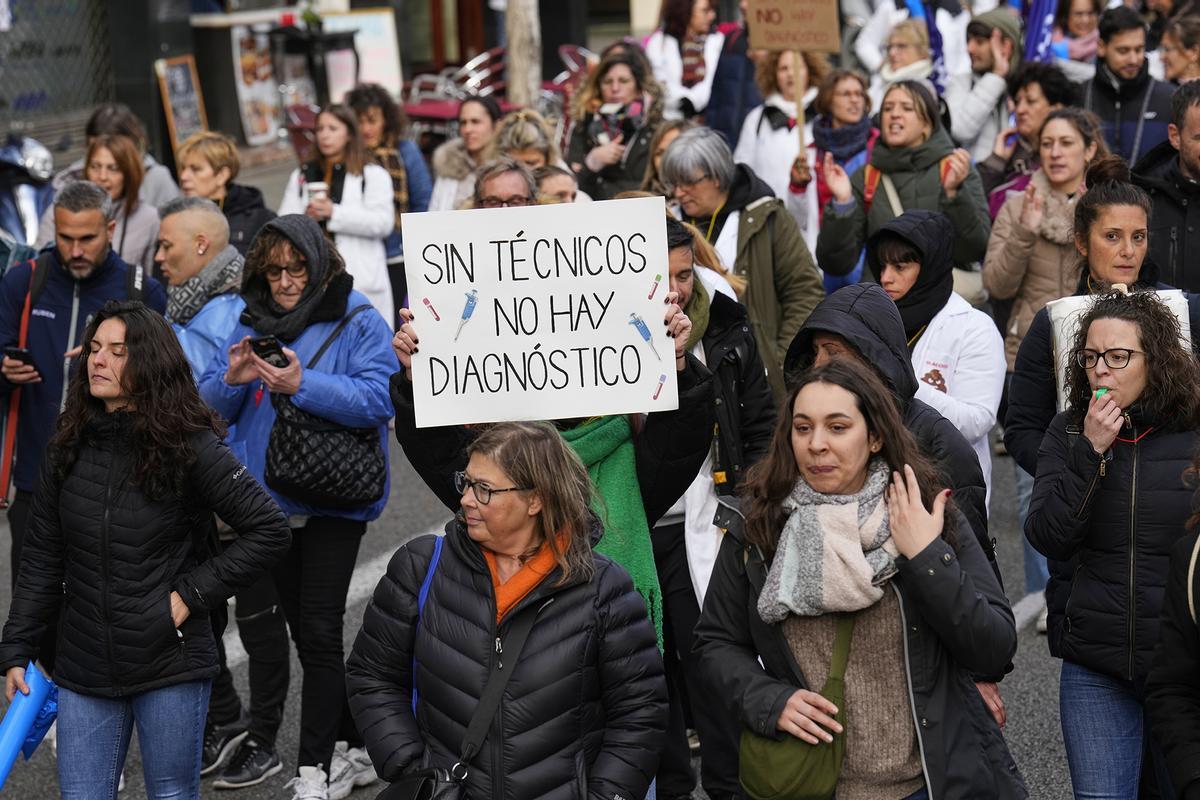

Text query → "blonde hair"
[489,109,561,165]
[888,19,931,60]
[754,51,832,100]
[177,131,241,182]
[467,422,596,585]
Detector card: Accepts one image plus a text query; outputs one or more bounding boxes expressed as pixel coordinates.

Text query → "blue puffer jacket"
[383,140,433,264]
[174,292,244,379]
[0,248,167,491]
[198,290,395,520]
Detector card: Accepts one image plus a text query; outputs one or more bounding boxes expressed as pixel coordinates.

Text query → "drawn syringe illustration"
[455,289,479,342]
[628,312,662,361]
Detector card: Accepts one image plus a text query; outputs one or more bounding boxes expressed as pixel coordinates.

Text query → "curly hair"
[754,51,832,101]
[1064,291,1200,426]
[741,358,956,555]
[345,82,409,146]
[50,301,226,500]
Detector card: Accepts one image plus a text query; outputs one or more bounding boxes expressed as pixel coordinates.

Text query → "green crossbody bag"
[739,613,857,800]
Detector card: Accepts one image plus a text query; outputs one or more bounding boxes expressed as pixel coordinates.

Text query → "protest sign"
[747,0,841,53]
[402,196,679,428]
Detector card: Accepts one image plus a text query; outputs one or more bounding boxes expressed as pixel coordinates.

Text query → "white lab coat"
[279,163,395,328]
[645,29,725,120]
[909,291,1006,503]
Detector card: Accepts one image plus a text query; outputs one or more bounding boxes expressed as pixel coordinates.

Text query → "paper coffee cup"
[308,181,329,201]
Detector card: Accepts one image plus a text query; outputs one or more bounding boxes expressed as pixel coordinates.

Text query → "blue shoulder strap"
[411,536,444,714]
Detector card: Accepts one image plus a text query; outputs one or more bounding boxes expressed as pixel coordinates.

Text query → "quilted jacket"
[0,415,290,696]
[346,522,668,800]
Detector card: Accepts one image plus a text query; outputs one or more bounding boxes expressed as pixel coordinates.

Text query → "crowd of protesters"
[8,0,1200,797]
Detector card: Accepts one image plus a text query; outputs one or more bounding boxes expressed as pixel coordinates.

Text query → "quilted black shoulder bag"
[265,304,387,508]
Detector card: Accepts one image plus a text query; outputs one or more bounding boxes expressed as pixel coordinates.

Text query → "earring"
[198,247,206,255]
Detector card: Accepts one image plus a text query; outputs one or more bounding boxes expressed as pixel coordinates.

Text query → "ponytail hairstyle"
[1038,107,1109,165]
[1073,155,1152,278]
[488,109,561,167]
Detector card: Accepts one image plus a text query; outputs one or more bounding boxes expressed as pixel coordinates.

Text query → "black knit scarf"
[812,115,874,162]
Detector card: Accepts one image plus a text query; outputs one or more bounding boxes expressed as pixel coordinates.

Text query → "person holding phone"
[199,214,395,800]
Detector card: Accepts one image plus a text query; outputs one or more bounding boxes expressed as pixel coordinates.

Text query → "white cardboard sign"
[401,197,679,428]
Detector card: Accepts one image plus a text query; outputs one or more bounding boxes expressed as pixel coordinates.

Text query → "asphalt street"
[0,435,1073,799]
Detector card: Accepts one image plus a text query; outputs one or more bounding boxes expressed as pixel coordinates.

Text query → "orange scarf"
[483,535,566,623]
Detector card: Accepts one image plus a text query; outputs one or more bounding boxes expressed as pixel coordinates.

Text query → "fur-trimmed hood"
[432,138,477,181]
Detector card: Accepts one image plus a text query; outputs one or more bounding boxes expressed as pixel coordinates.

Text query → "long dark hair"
[742,359,956,555]
[1064,291,1200,425]
[316,104,369,176]
[50,301,226,499]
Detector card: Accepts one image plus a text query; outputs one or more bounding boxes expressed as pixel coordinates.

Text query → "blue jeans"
[905,788,929,800]
[57,679,211,799]
[1016,463,1049,595]
[1060,661,1175,799]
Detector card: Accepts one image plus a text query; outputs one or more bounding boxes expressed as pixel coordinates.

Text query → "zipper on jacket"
[1170,228,1179,285]
[1127,429,1139,681]
[100,453,120,692]
[892,584,934,800]
[1075,459,1105,518]
[489,596,555,800]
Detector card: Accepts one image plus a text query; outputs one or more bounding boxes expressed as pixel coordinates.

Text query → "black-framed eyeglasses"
[666,174,711,193]
[1075,348,1143,370]
[262,262,308,280]
[479,195,535,209]
[453,471,530,504]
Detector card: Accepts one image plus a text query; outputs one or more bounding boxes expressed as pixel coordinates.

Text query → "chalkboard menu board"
[155,55,209,161]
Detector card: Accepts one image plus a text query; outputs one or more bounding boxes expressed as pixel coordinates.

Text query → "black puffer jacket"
[694,524,1025,799]
[703,291,776,494]
[0,414,291,696]
[782,284,993,563]
[1026,409,1198,684]
[346,523,668,800]
[1133,140,1200,293]
[391,353,716,524]
[222,183,277,257]
[1146,531,1200,799]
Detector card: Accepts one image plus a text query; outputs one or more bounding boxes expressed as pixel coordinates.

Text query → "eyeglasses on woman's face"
[454,471,531,504]
[1075,347,1143,370]
[262,261,308,281]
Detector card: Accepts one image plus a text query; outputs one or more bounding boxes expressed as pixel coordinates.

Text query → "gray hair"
[159,196,230,247]
[473,156,538,206]
[54,181,114,220]
[659,127,737,194]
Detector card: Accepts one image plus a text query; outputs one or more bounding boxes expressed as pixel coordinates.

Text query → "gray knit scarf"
[757,459,898,623]
[167,245,244,325]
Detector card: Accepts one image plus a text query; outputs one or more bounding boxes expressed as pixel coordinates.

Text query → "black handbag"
[375,605,539,800]
[264,304,387,509]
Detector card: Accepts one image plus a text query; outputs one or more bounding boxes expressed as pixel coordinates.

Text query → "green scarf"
[684,277,711,351]
[561,415,664,649]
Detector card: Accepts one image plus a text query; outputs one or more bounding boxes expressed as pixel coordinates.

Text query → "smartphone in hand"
[249,337,290,369]
[3,347,33,366]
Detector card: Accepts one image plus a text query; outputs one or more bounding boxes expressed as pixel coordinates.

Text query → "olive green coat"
[816,128,992,279]
[731,196,825,400]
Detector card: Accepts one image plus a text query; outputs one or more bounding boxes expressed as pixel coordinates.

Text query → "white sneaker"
[118,771,125,793]
[285,765,330,800]
[328,741,378,799]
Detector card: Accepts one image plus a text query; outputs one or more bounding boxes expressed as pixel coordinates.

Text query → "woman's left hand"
[663,290,692,371]
[169,591,190,627]
[306,196,333,221]
[253,347,303,395]
[886,464,950,559]
[941,149,971,199]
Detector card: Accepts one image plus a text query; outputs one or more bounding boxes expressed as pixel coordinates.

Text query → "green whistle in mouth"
[1094,388,1109,398]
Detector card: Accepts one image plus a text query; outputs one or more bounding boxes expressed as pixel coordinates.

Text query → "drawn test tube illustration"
[422,297,441,321]
[455,289,479,342]
[647,274,662,300]
[653,374,667,400]
[628,312,661,361]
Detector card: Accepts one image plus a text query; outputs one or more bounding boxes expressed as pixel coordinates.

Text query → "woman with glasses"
[1026,290,1200,797]
[1051,0,1103,81]
[567,49,665,200]
[659,125,824,400]
[346,421,668,800]
[199,215,395,800]
[868,20,933,111]
[279,104,395,327]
